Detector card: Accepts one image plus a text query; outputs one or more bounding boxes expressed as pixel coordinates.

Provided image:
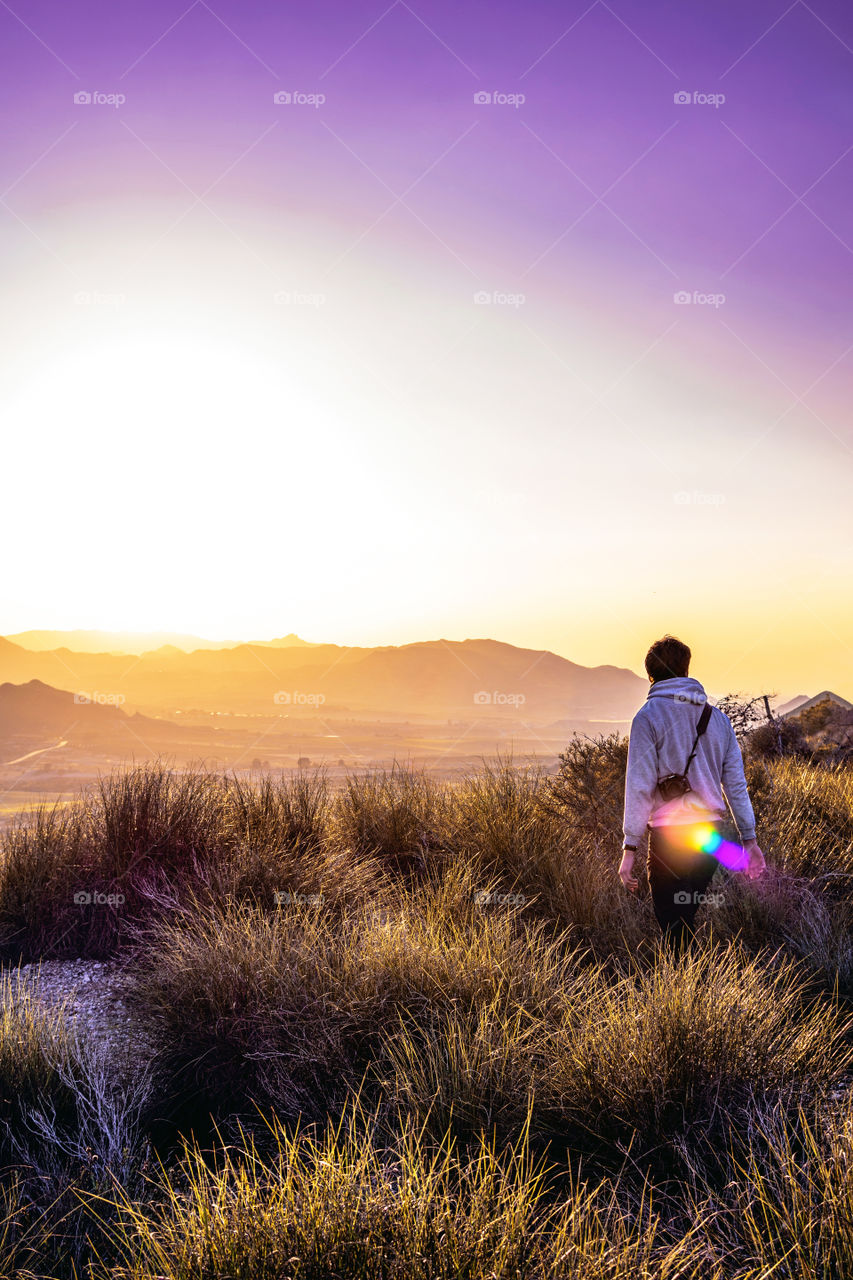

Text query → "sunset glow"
[1,0,851,695]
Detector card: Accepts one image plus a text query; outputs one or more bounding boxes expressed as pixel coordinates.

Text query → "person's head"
[645,635,691,683]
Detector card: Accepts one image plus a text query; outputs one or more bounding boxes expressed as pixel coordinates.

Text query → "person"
[619,635,766,953]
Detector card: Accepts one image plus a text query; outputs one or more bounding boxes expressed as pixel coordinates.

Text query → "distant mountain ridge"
[775,694,810,716]
[778,691,853,720]
[6,630,317,655]
[0,634,647,723]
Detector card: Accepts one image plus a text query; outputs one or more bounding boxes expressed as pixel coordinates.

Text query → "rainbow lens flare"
[691,823,748,871]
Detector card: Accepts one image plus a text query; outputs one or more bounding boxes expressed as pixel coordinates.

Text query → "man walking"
[619,635,765,953]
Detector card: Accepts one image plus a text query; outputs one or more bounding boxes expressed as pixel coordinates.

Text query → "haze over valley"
[0,629,650,820]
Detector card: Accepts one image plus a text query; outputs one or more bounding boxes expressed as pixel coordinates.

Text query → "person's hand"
[619,848,639,893]
[742,839,766,880]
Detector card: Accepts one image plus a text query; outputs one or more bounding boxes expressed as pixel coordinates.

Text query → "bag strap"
[683,701,713,778]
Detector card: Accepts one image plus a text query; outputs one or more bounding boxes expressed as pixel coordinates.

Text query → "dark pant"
[648,824,718,956]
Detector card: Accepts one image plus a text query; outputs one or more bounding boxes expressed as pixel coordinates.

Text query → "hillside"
[778,690,853,720]
[0,679,180,750]
[0,679,128,735]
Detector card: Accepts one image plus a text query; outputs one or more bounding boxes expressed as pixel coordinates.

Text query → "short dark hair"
[645,635,691,682]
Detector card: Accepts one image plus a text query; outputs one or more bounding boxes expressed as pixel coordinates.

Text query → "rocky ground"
[3,958,158,1079]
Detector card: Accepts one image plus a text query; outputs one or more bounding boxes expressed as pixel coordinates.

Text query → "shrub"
[100,1110,716,1280]
[746,717,809,758]
[542,940,853,1154]
[711,867,853,995]
[2,756,853,1278]
[0,970,79,1153]
[751,758,853,877]
[132,871,579,1135]
[329,766,451,872]
[540,734,628,842]
[703,1092,853,1279]
[453,754,652,957]
[0,767,375,960]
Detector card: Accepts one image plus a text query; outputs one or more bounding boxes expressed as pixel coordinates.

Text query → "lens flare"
[691,823,747,871]
[695,824,722,853]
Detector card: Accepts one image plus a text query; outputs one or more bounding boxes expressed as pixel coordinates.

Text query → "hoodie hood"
[646,676,707,706]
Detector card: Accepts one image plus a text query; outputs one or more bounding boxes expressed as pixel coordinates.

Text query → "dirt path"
[3,738,69,766]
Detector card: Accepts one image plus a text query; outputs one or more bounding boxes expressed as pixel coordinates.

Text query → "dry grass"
[0,753,851,1278]
[97,1110,720,1280]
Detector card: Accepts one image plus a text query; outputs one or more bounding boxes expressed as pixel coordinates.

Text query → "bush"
[0,971,81,1160]
[450,756,650,956]
[711,867,853,995]
[702,1092,853,1278]
[0,767,375,960]
[539,734,628,843]
[132,867,579,1135]
[100,1110,715,1280]
[750,758,853,877]
[746,717,809,758]
[329,765,452,872]
[542,940,852,1154]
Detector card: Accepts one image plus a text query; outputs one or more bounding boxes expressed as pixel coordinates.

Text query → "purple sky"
[1,0,852,692]
[4,0,853,318]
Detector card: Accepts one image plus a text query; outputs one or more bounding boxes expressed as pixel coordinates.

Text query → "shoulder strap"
[683,702,713,777]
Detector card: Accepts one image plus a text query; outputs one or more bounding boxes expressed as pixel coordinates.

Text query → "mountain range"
[0,634,647,723]
[5,630,317,654]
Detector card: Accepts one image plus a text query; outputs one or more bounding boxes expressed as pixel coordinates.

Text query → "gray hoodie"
[622,676,756,847]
